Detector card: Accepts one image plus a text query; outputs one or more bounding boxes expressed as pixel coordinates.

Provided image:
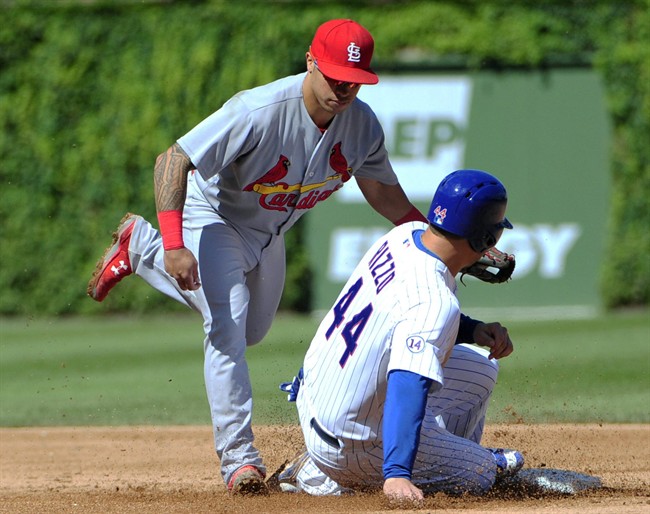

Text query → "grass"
[488,311,650,423]
[0,309,648,427]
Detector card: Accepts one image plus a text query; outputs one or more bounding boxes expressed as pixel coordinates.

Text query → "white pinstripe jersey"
[302,221,461,443]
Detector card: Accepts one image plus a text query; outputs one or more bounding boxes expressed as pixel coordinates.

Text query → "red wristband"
[157,210,185,250]
[395,205,428,225]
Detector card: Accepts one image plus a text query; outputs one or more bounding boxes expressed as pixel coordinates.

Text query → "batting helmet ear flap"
[427,169,513,254]
[466,200,513,253]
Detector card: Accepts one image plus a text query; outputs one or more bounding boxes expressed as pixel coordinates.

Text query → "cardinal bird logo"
[243,154,291,191]
[329,142,352,182]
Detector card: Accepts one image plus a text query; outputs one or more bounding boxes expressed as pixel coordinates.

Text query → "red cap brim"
[316,59,378,85]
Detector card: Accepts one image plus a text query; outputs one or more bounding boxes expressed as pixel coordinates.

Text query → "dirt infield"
[1,424,648,513]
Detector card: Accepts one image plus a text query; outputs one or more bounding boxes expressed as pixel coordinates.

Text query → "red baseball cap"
[310,19,378,85]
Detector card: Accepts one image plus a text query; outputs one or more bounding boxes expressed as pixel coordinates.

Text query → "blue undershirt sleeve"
[382,370,433,480]
[456,313,483,344]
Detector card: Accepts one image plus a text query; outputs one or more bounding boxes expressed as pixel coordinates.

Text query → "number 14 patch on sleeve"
[406,336,426,353]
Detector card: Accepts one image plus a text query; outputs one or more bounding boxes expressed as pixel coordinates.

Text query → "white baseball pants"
[296,344,500,495]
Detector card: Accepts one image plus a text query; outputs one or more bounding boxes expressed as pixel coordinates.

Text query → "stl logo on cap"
[347,42,361,62]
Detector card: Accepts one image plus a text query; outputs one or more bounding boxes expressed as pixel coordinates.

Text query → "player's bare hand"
[474,322,513,360]
[383,477,424,505]
[163,248,201,291]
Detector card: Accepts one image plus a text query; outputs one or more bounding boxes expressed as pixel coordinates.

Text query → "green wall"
[1,1,646,315]
[307,68,610,318]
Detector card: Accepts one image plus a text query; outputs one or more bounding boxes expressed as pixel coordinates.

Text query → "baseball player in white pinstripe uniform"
[274,169,524,502]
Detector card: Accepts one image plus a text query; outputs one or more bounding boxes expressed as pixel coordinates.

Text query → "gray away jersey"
[178,72,398,236]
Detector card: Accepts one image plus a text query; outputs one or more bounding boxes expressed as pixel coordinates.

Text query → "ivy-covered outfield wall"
[0,0,647,315]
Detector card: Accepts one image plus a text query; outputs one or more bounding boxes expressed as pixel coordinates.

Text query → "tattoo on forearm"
[154,143,192,212]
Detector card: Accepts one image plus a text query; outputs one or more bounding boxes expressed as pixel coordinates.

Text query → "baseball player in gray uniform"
[272,169,524,502]
[87,19,431,494]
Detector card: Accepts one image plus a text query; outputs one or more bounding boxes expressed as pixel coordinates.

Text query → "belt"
[310,418,340,448]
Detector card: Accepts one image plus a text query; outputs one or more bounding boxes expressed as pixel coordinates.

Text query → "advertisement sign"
[306,69,611,318]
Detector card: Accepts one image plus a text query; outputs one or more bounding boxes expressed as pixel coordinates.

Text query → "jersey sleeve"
[348,105,398,185]
[177,95,257,181]
[352,140,399,185]
[387,300,460,386]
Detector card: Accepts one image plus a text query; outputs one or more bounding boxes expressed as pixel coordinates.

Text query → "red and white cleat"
[228,465,268,496]
[87,213,140,302]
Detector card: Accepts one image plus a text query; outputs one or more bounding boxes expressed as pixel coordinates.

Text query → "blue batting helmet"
[427,169,513,253]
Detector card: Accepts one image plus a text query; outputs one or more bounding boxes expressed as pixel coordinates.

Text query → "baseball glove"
[460,247,515,284]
